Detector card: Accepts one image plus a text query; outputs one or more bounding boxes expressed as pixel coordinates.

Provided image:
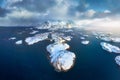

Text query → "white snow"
[112,38,120,43]
[47,43,70,55]
[100,37,112,42]
[100,42,120,53]
[83,35,89,37]
[51,33,65,43]
[29,30,39,34]
[62,36,72,41]
[36,21,73,30]
[9,37,16,40]
[115,56,120,66]
[46,36,76,72]
[51,33,72,42]
[100,37,120,43]
[51,50,76,71]
[81,40,90,45]
[80,37,85,40]
[25,33,49,45]
[15,40,22,45]
[92,31,113,42]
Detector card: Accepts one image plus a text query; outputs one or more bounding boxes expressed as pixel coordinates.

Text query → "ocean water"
[0,27,120,80]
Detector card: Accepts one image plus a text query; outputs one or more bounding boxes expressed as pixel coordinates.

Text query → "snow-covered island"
[99,36,120,43]
[81,40,90,45]
[100,42,120,53]
[100,37,112,42]
[29,30,39,34]
[62,36,72,41]
[15,40,22,45]
[92,31,120,43]
[25,33,49,45]
[47,43,70,54]
[46,42,76,72]
[80,37,85,40]
[115,56,120,66]
[51,50,75,71]
[46,33,76,72]
[112,38,120,43]
[9,37,16,40]
[51,32,72,42]
[83,34,89,37]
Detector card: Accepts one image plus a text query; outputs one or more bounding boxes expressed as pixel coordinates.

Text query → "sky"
[0,0,120,26]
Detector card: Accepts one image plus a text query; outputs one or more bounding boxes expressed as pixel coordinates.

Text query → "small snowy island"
[80,37,85,40]
[29,30,39,34]
[100,42,120,53]
[9,37,16,40]
[81,40,90,45]
[15,40,22,45]
[46,33,76,72]
[25,33,49,45]
[47,43,76,72]
[51,50,75,71]
[92,31,120,43]
[115,56,120,66]
[112,38,120,43]
[47,43,70,54]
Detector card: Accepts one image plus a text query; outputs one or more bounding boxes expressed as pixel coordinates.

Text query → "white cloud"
[75,11,82,17]
[74,17,120,29]
[6,0,23,3]
[104,10,111,14]
[47,0,79,20]
[56,0,64,4]
[85,9,96,17]
[75,9,96,18]
[5,0,23,9]
[47,0,69,19]
[7,9,40,19]
[0,0,119,26]
[0,8,49,26]
[51,2,69,17]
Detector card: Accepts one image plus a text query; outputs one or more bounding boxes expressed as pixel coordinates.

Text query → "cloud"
[48,0,69,19]
[46,0,79,20]
[0,5,50,26]
[7,8,47,19]
[6,0,23,5]
[104,10,111,14]
[0,8,50,26]
[84,9,96,17]
[74,17,120,30]
[6,0,56,12]
[75,9,96,19]
[0,0,120,26]
[0,7,10,17]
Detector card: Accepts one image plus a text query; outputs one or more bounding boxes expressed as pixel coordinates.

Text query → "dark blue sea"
[0,27,120,80]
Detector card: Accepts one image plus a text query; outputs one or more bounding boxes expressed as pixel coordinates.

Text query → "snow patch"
[15,40,22,45]
[25,33,49,45]
[115,56,120,66]
[100,42,120,53]
[81,40,90,45]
